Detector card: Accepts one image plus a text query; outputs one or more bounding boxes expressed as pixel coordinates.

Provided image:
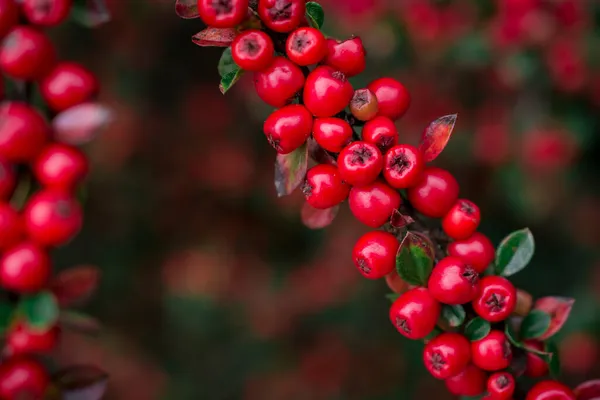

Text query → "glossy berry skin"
[448,232,495,273]
[303,66,353,117]
[254,56,305,108]
[407,167,459,218]
[285,27,326,66]
[428,256,479,305]
[445,365,486,397]
[197,0,248,28]
[0,102,49,163]
[338,141,383,187]
[487,372,515,400]
[231,30,274,72]
[383,144,424,189]
[352,230,399,279]
[442,199,481,240]
[302,164,349,209]
[0,203,22,250]
[524,340,549,378]
[24,190,83,247]
[40,62,99,112]
[263,104,312,154]
[526,380,575,400]
[367,77,411,120]
[0,242,50,293]
[324,37,366,77]
[7,322,59,356]
[423,333,471,379]
[348,180,401,228]
[362,116,398,153]
[0,0,18,39]
[22,0,73,26]
[0,357,49,400]
[258,0,305,33]
[389,287,440,340]
[473,276,517,322]
[0,158,16,199]
[350,88,378,122]
[471,330,512,371]
[312,117,352,153]
[33,143,89,190]
[0,26,56,80]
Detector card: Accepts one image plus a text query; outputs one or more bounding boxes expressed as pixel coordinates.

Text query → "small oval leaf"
[495,228,535,277]
[301,202,338,229]
[71,0,111,27]
[305,2,324,29]
[50,265,101,307]
[19,291,59,332]
[520,310,551,339]
[575,380,600,400]
[175,0,199,18]
[307,138,337,166]
[218,47,238,77]
[219,69,244,94]
[53,103,113,145]
[390,209,414,228]
[192,27,238,47]
[395,231,435,286]
[419,114,457,162]
[545,341,561,378]
[464,317,491,341]
[274,143,308,197]
[533,296,575,340]
[54,365,108,400]
[440,304,465,328]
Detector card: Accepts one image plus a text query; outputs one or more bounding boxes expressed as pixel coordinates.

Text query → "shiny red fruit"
[348,180,401,228]
[0,357,49,400]
[445,365,486,397]
[448,232,495,273]
[33,143,89,190]
[0,242,50,293]
[473,276,516,322]
[0,26,56,80]
[40,62,99,112]
[338,141,383,187]
[442,199,481,240]
[0,158,16,199]
[389,287,440,340]
[302,164,349,209]
[524,340,549,378]
[258,0,305,33]
[263,104,312,154]
[0,0,18,39]
[487,372,515,400]
[286,27,326,66]
[362,116,399,153]
[472,330,512,371]
[0,202,22,250]
[423,333,471,379]
[428,256,479,305]
[526,380,575,400]
[231,29,274,72]
[353,230,399,279]
[0,102,49,163]
[407,167,459,218]
[324,37,366,77]
[22,0,72,26]
[197,0,248,28]
[303,66,353,117]
[311,117,352,153]
[383,144,424,189]
[367,77,411,120]
[254,56,305,108]
[7,322,59,356]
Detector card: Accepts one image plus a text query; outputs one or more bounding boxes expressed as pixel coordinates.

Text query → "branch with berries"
[177,1,600,399]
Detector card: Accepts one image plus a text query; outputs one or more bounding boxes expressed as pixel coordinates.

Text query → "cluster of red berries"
[0,0,98,398]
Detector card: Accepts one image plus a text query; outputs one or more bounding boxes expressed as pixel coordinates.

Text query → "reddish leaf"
[419,114,458,162]
[71,0,111,27]
[59,311,102,335]
[575,380,600,400]
[53,365,108,400]
[53,103,113,145]
[301,202,339,229]
[175,0,199,18]
[192,27,238,47]
[274,143,308,197]
[50,266,100,307]
[390,209,414,228]
[533,296,575,340]
[307,138,337,166]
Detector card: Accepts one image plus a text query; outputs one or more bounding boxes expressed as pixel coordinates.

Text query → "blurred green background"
[48,0,600,398]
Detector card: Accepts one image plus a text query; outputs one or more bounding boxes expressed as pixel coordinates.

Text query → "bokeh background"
[49,0,600,398]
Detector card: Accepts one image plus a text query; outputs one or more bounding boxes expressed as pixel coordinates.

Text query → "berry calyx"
[338,141,383,187]
[7,322,59,356]
[362,115,398,154]
[22,0,73,27]
[487,372,515,400]
[407,167,459,218]
[303,164,349,209]
[311,117,352,153]
[471,330,512,371]
[285,27,326,66]
[367,77,411,120]
[0,26,56,80]
[231,29,274,72]
[33,143,89,190]
[324,37,366,77]
[525,380,575,400]
[442,199,481,240]
[447,232,495,273]
[263,104,312,154]
[0,202,22,250]
[40,62,99,112]
[428,256,479,305]
[352,230,399,279]
[0,242,50,293]
[348,180,401,228]
[445,365,486,397]
[383,144,424,189]
[0,357,49,400]
[423,333,471,379]
[473,275,517,322]
[0,102,49,163]
[197,0,249,28]
[389,287,440,340]
[349,88,378,122]
[524,340,549,378]
[303,65,354,117]
[258,0,305,33]
[254,56,305,107]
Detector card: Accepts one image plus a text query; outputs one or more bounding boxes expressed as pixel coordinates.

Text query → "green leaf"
[440,304,466,328]
[464,317,491,341]
[218,47,237,77]
[19,291,59,331]
[520,310,552,340]
[219,69,244,94]
[305,2,324,29]
[0,301,14,334]
[395,231,435,286]
[546,341,561,378]
[505,320,522,348]
[495,228,535,277]
[274,144,308,197]
[385,293,400,303]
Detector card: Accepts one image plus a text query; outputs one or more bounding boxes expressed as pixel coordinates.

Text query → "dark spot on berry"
[331,70,347,82]
[350,145,373,165]
[266,134,282,152]
[462,266,479,285]
[459,200,475,215]
[389,152,411,173]
[485,292,506,312]
[430,352,446,371]
[357,258,371,275]
[301,180,313,197]
[241,37,260,56]
[211,0,234,15]
[395,316,410,334]
[268,0,292,21]
[496,374,510,389]
[55,200,72,219]
[503,339,512,359]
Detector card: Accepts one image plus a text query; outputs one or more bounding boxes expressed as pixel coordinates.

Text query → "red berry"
[33,143,89,190]
[348,180,401,228]
[263,104,312,154]
[526,380,575,400]
[338,141,383,187]
[389,287,440,340]
[0,102,49,163]
[22,0,72,26]
[324,37,366,77]
[428,256,479,305]
[447,232,495,273]
[383,144,424,189]
[407,167,459,218]
[24,190,83,247]
[0,26,56,80]
[445,365,486,397]
[362,116,398,154]
[442,199,481,240]
[258,0,305,33]
[7,322,59,356]
[487,372,515,400]
[254,56,305,108]
[0,242,50,293]
[471,330,512,371]
[0,202,22,250]
[0,158,16,199]
[473,276,516,322]
[0,0,19,40]
[303,66,353,117]
[352,230,398,279]
[302,164,349,209]
[367,77,411,120]
[312,117,352,153]
[231,29,274,72]
[40,62,99,112]
[524,340,549,378]
[285,27,326,66]
[197,0,248,28]
[0,357,49,400]
[423,333,471,379]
